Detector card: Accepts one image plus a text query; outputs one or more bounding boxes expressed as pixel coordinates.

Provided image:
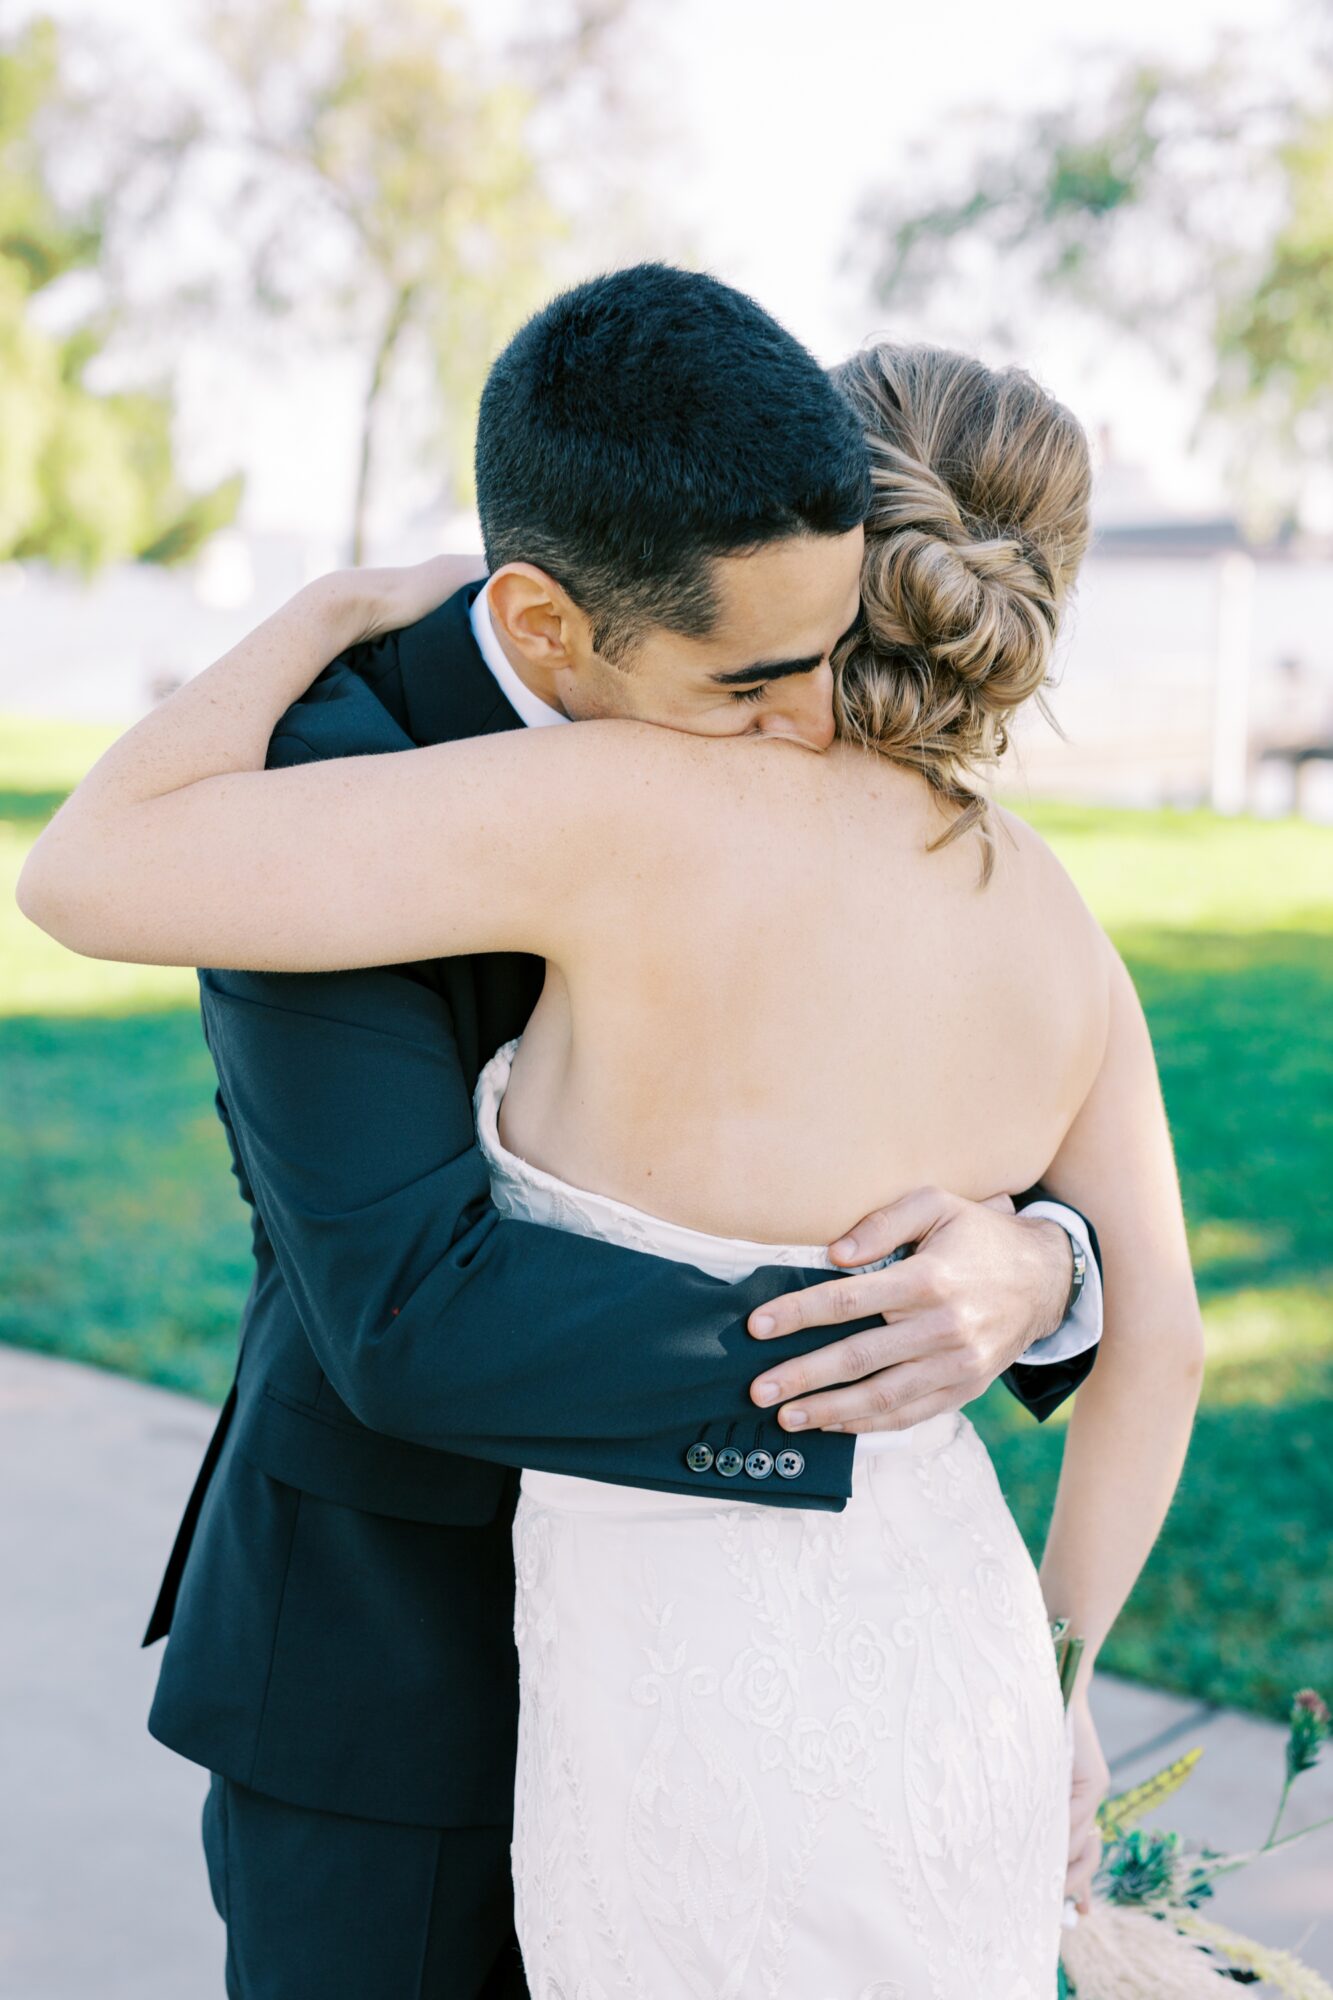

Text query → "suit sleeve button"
[744,1449,774,1480]
[775,1449,805,1479]
[715,1446,744,1478]
[685,1442,714,1473]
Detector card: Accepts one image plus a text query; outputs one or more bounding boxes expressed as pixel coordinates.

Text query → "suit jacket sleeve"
[201,954,867,1502]
[1002,1192,1103,1419]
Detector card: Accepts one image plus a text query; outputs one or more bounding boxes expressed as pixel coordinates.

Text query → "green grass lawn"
[3,715,1330,1716]
[972,803,1332,1721]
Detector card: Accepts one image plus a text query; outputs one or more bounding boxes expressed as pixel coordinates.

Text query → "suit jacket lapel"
[393,581,523,749]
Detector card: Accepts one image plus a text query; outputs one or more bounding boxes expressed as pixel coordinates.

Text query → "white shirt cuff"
[1015,1201,1103,1365]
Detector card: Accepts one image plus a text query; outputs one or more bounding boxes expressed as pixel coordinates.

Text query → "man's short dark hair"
[475,264,871,661]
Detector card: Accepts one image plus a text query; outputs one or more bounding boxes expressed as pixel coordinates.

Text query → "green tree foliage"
[199,0,611,559]
[0,19,241,572]
[1217,114,1333,457]
[857,21,1333,515]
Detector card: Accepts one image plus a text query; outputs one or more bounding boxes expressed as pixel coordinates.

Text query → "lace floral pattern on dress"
[480,1038,1069,1999]
[511,1424,1067,1999]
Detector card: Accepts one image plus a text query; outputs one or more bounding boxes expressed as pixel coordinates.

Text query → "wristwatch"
[1058,1228,1088,1325]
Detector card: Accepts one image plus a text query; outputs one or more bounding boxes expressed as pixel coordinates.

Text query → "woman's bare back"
[501,729,1110,1244]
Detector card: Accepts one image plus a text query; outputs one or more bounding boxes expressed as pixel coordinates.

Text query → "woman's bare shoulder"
[993,800,1116,1015]
[994,802,1093,901]
[503,717,793,805]
[407,719,763,877]
[992,801,1106,922]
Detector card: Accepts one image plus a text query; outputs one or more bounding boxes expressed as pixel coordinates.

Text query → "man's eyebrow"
[709,654,823,687]
[708,610,864,688]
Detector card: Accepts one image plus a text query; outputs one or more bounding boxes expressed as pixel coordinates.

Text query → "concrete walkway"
[2,1344,1329,1997]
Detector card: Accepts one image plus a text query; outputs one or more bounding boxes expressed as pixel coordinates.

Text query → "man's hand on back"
[746,1185,1074,1434]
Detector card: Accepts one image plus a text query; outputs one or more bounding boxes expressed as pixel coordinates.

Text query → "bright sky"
[36,0,1266,542]
[652,0,1261,512]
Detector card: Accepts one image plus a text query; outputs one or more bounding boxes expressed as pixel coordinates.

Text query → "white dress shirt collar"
[470,580,569,730]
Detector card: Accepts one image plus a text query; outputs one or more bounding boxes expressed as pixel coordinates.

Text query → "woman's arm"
[1038,940,1206,1900]
[17,562,628,972]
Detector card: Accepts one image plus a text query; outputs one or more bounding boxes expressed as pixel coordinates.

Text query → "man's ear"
[487,564,592,671]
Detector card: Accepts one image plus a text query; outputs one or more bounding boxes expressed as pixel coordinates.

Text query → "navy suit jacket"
[145,582,1098,1826]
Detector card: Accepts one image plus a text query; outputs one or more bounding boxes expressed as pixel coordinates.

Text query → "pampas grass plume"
[1177,1912,1333,2000]
[1059,1903,1229,1997]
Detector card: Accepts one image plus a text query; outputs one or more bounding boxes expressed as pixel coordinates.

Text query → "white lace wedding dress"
[476,1039,1070,2000]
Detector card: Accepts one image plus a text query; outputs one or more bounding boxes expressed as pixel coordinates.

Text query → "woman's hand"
[339,554,488,648]
[1065,1688,1109,1912]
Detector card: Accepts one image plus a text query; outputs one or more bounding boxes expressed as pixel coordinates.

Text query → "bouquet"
[1052,1650,1331,1999]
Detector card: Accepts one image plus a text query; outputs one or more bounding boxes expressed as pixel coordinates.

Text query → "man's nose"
[760,663,836,751]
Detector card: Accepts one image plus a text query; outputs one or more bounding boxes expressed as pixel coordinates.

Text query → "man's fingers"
[836,1386,966,1434]
[826,1184,957,1268]
[751,1320,932,1404]
[749,1260,931,1340]
[762,1357,969,1435]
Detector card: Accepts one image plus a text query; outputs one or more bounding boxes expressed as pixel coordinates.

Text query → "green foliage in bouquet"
[1061,1690,1332,1998]
[1099,1828,1218,1913]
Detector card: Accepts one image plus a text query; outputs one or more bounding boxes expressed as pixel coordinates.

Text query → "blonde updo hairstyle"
[829,343,1092,878]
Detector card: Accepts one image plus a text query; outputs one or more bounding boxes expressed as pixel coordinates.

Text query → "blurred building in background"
[0,507,477,722]
[1004,452,1333,820]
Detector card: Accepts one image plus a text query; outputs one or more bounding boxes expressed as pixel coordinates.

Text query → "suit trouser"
[203,1774,528,2000]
